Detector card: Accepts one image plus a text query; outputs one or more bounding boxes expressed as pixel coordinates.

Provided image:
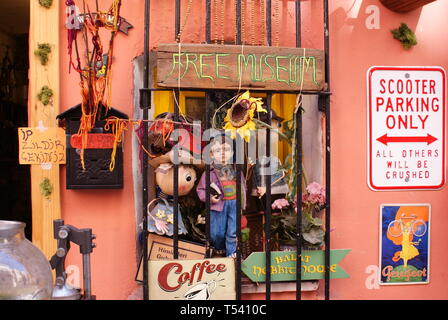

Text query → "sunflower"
[223,91,267,142]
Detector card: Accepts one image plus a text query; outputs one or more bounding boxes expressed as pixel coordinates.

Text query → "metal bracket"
[139,88,152,110]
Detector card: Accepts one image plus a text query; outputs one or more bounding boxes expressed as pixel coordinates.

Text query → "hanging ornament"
[65,0,132,170]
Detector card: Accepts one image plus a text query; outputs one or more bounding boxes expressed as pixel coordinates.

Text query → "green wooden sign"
[242,249,351,282]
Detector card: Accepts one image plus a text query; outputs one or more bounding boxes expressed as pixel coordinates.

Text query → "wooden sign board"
[148,258,236,300]
[156,44,325,91]
[241,249,350,282]
[135,234,206,282]
[18,127,66,165]
[70,134,116,149]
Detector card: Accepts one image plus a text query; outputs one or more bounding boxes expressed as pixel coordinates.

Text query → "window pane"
[185,97,206,123]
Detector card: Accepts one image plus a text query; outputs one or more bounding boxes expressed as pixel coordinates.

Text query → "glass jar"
[0,221,53,300]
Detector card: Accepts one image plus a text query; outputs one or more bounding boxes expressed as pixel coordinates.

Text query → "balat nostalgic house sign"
[367,66,446,190]
[156,44,325,91]
[241,249,350,282]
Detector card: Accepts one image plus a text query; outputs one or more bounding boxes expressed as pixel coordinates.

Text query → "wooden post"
[29,0,61,258]
[380,0,437,13]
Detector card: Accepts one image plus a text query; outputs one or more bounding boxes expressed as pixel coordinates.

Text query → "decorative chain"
[250,0,255,45]
[260,0,266,46]
[274,0,280,46]
[176,0,193,43]
[220,0,225,44]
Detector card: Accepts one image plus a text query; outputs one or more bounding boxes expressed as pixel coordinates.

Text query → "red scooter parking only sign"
[368,67,446,190]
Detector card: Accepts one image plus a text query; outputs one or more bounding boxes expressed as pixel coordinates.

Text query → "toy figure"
[196,133,246,258]
[146,164,197,236]
[251,109,289,212]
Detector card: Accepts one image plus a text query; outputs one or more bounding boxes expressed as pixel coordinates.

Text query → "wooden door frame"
[29,1,61,258]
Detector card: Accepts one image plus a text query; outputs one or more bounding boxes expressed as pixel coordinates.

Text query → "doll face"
[210,140,233,165]
[156,165,197,196]
[179,166,197,196]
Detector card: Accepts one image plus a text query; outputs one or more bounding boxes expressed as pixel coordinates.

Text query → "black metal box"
[57,104,128,189]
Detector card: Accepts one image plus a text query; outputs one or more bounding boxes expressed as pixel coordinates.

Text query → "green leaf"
[310,217,323,227]
[303,227,325,245]
[242,228,250,242]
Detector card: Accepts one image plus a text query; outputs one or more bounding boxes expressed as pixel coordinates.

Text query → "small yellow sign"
[18,127,66,165]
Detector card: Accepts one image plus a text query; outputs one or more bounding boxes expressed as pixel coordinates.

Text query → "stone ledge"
[128,281,320,299]
[242,281,319,294]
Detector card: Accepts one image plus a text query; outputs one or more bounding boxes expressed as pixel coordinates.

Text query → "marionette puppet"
[251,109,289,213]
[143,112,203,237]
[196,132,246,258]
[146,163,197,236]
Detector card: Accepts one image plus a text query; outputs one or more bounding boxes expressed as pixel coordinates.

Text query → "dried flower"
[34,43,52,65]
[37,86,53,106]
[39,0,53,9]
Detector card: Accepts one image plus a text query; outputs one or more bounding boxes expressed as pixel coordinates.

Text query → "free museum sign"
[367,66,446,190]
[156,44,325,91]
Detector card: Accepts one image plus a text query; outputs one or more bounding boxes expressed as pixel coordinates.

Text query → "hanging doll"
[196,133,246,258]
[146,163,197,236]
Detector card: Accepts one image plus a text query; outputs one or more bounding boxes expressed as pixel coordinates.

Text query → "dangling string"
[105,116,129,171]
[287,48,307,200]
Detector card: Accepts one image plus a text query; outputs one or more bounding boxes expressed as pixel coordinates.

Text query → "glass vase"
[0,221,53,300]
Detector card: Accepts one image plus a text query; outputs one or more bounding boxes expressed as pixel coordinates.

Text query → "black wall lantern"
[57,104,128,189]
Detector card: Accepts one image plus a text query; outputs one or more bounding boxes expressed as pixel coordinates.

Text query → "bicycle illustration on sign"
[380,204,430,285]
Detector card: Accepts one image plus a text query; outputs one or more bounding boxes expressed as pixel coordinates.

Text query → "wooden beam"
[380,0,437,13]
[29,0,61,258]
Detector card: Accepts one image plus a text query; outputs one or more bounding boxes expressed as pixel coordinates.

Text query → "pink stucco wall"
[58,0,448,300]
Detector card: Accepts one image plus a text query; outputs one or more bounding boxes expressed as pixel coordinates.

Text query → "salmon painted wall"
[57,0,448,300]
[329,0,448,300]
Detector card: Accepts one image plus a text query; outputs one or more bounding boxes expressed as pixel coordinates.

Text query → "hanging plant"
[391,23,417,50]
[38,0,53,9]
[40,178,53,199]
[34,43,52,65]
[37,86,54,106]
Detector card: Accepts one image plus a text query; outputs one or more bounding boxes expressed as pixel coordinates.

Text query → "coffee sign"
[148,258,236,300]
[156,44,325,91]
[135,234,206,283]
